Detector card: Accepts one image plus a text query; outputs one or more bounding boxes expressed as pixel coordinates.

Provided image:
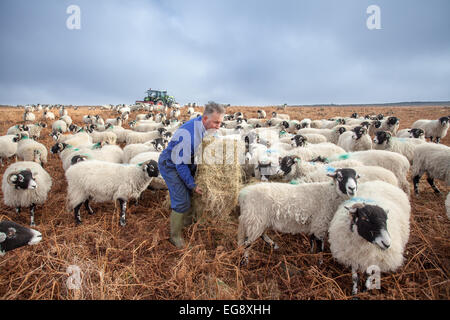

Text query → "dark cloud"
[0,0,449,105]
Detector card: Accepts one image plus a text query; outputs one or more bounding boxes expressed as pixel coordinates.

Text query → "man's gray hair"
[204,101,226,116]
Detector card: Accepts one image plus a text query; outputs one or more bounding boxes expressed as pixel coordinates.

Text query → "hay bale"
[192,136,245,223]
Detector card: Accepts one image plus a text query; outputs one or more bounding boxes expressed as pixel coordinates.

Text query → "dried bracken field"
[0,104,449,300]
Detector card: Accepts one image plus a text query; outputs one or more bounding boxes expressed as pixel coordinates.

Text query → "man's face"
[203,112,224,130]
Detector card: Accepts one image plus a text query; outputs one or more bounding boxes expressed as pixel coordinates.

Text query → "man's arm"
[175,163,196,190]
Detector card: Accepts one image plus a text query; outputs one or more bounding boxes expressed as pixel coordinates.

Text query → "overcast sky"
[0,0,449,106]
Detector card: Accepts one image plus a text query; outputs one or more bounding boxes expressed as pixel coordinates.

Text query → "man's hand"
[194,186,203,195]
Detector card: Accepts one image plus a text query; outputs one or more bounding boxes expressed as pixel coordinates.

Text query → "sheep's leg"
[118,198,127,227]
[412,174,422,195]
[74,203,83,224]
[0,157,2,166]
[261,233,279,250]
[30,204,36,227]
[435,137,441,144]
[16,207,21,214]
[84,200,94,215]
[240,238,252,267]
[426,176,441,194]
[351,266,359,296]
[309,234,316,253]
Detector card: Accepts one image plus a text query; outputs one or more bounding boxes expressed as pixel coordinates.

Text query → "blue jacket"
[159,116,206,190]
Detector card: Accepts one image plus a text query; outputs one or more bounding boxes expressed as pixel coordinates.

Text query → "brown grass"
[0,104,449,300]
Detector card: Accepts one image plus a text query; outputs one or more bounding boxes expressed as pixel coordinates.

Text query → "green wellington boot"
[183,208,194,227]
[169,210,186,248]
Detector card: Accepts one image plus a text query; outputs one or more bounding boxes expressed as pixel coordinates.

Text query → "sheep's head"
[439,116,449,127]
[141,160,159,178]
[51,142,68,154]
[373,131,391,145]
[327,168,359,197]
[336,127,347,135]
[352,126,368,140]
[7,169,37,190]
[0,220,42,255]
[373,120,382,128]
[152,138,168,152]
[351,112,358,119]
[360,121,371,129]
[291,134,307,147]
[70,155,88,166]
[387,117,399,126]
[344,203,391,250]
[278,155,300,177]
[409,128,424,139]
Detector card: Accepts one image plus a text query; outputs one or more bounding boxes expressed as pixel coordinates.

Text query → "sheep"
[187,106,195,115]
[65,159,159,226]
[27,123,47,139]
[23,110,36,122]
[123,143,154,163]
[337,126,372,152]
[83,115,94,125]
[298,126,348,145]
[52,119,68,133]
[319,118,347,129]
[59,143,124,171]
[60,115,73,126]
[125,128,167,145]
[271,112,290,120]
[411,116,449,143]
[288,133,327,146]
[299,118,312,129]
[86,128,117,145]
[0,220,42,256]
[42,111,55,121]
[238,168,359,265]
[373,131,426,164]
[379,116,400,135]
[328,180,410,295]
[324,150,411,196]
[15,135,48,167]
[105,116,123,127]
[0,135,18,166]
[257,109,267,119]
[6,124,30,136]
[411,143,450,195]
[279,156,399,188]
[134,122,164,132]
[396,128,425,140]
[2,161,52,226]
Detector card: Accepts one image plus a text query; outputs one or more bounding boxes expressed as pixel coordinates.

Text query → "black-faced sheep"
[0,220,42,256]
[2,161,52,226]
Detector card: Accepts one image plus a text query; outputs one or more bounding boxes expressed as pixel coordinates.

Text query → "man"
[158,101,225,248]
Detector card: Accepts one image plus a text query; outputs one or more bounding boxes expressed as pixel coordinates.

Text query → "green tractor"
[142,89,176,107]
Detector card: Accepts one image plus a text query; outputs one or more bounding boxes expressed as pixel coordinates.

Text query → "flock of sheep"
[0,102,449,296]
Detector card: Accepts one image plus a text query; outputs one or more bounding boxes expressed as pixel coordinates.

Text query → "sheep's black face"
[281,121,289,129]
[331,168,358,197]
[373,131,390,145]
[51,143,65,154]
[351,113,358,119]
[360,121,371,129]
[291,135,307,147]
[337,127,346,135]
[352,126,367,140]
[373,120,382,128]
[279,156,297,175]
[409,128,424,138]
[377,114,384,120]
[71,155,86,166]
[0,221,42,255]
[387,117,399,126]
[158,128,167,135]
[10,170,37,190]
[255,124,261,128]
[145,160,159,177]
[439,116,449,126]
[153,138,168,152]
[350,205,390,250]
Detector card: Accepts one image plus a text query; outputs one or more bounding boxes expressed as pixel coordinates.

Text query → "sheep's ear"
[0,232,6,243]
